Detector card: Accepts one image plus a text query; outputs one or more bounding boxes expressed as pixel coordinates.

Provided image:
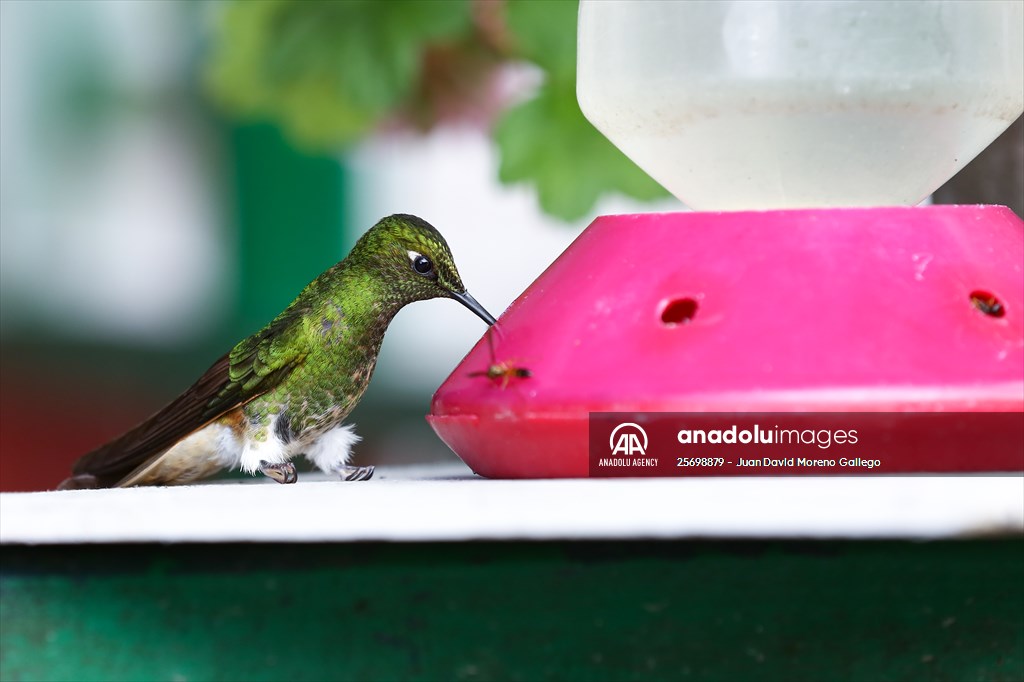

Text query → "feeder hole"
[662,298,699,326]
[969,290,1005,318]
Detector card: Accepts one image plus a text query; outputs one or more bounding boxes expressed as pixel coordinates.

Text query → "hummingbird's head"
[354,214,496,325]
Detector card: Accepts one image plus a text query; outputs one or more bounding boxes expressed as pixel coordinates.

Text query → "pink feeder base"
[428,206,1024,478]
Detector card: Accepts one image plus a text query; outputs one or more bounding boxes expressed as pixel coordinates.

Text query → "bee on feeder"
[469,327,532,389]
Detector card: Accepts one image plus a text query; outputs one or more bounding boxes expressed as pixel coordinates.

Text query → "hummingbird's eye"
[412,254,435,277]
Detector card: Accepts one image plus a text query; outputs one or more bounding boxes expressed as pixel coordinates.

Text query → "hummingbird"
[58,214,496,489]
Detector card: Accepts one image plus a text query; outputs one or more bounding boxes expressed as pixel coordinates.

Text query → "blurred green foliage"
[206,0,471,146]
[205,0,667,220]
[496,1,668,219]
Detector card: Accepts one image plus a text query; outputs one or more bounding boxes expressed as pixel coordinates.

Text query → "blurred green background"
[0,0,1020,491]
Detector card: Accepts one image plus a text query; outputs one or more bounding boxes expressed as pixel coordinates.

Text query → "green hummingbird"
[58,214,495,489]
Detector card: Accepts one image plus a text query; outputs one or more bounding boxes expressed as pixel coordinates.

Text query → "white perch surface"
[1,464,1021,544]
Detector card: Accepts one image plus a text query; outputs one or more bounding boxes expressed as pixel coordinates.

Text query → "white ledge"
[2,465,1021,544]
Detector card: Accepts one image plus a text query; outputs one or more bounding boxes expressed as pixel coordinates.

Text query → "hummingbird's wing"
[68,309,310,487]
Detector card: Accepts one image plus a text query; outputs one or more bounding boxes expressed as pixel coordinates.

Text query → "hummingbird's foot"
[336,465,375,482]
[260,460,298,484]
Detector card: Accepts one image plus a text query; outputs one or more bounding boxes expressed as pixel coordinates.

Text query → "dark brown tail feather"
[57,474,105,490]
[58,353,239,489]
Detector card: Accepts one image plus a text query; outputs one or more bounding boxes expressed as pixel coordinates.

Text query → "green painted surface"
[2,541,1022,681]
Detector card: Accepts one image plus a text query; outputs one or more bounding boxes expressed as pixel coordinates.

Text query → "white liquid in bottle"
[577,0,1024,211]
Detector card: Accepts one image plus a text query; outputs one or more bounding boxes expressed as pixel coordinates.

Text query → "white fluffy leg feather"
[304,423,361,474]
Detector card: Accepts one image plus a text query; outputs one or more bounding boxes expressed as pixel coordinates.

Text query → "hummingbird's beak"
[451,290,497,326]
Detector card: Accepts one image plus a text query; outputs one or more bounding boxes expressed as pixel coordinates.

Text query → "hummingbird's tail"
[57,305,310,490]
[57,352,243,489]
[57,474,104,490]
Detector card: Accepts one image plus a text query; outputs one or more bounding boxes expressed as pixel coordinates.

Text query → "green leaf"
[494,82,668,221]
[503,0,579,81]
[497,0,667,220]
[204,0,473,148]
